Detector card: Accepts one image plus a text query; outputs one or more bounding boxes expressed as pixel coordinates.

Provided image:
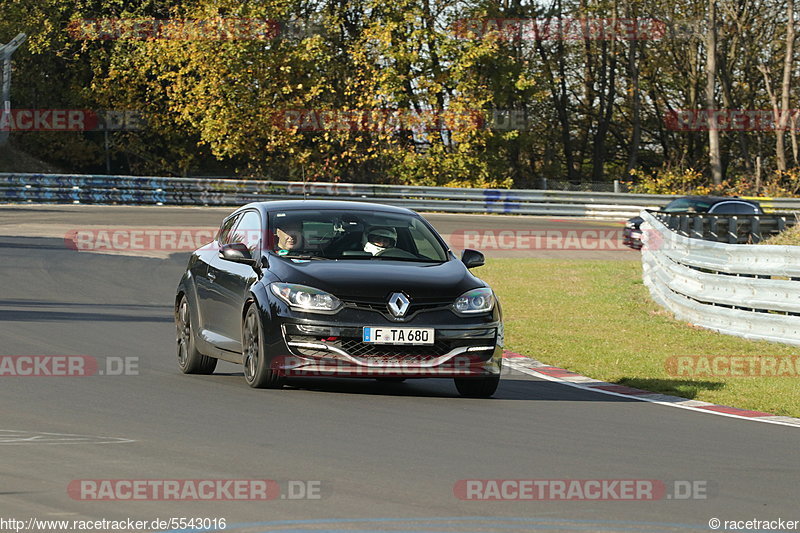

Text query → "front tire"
[454,375,500,398]
[176,296,217,375]
[241,304,284,389]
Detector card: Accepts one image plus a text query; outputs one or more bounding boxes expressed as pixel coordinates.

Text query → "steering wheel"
[375,248,418,259]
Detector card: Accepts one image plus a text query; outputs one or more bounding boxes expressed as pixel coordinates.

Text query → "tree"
[705,0,722,184]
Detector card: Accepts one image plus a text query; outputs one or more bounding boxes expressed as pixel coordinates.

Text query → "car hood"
[268,257,483,301]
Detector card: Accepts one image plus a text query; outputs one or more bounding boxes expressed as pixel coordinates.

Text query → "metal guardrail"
[742,196,800,212]
[0,172,671,217]
[653,211,798,244]
[534,178,628,192]
[641,210,800,347]
[2,172,800,218]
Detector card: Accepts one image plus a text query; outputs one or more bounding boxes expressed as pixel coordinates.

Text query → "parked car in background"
[623,196,764,249]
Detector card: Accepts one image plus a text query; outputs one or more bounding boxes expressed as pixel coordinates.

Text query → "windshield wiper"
[277,254,328,260]
[370,257,444,263]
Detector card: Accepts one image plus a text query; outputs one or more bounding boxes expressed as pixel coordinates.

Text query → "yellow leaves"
[44,0,535,183]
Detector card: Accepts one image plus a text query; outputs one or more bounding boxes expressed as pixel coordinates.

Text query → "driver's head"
[275,221,303,251]
[364,226,397,256]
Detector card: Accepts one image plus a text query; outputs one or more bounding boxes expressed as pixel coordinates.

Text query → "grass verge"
[760,221,800,245]
[480,258,800,417]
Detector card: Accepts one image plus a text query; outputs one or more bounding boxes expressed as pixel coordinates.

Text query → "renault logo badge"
[387,292,410,318]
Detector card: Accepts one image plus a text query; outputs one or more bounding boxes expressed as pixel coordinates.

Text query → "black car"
[622,196,764,249]
[175,200,503,397]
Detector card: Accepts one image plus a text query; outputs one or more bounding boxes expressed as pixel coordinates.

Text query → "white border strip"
[505,359,800,429]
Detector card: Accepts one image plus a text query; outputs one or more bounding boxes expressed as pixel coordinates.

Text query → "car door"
[195,213,240,337]
[204,209,263,352]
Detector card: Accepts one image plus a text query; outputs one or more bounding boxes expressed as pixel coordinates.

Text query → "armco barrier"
[640,210,800,347]
[656,212,797,244]
[2,173,799,217]
[0,173,670,217]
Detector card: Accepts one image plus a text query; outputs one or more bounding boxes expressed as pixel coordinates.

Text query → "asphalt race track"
[0,205,797,533]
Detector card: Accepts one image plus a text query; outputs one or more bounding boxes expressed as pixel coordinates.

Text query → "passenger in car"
[274,220,304,254]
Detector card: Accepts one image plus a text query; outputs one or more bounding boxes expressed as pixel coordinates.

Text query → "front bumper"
[622,227,642,249]
[262,299,503,378]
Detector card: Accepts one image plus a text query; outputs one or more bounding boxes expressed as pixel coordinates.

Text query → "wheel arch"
[175,271,207,356]
[242,282,273,333]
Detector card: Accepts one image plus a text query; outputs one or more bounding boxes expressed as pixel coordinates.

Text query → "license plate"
[363,327,434,345]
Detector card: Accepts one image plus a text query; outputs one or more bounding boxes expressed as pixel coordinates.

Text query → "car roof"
[229,200,418,220]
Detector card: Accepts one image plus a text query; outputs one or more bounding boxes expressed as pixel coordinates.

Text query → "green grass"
[479,258,800,417]
[760,222,800,246]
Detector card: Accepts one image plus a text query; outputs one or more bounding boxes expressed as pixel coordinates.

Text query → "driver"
[364,226,397,256]
[274,220,303,254]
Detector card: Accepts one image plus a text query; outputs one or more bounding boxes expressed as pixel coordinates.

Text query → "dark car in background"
[175,200,504,398]
[622,196,764,249]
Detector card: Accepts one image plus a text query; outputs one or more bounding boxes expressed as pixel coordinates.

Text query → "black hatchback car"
[175,200,503,397]
[622,196,763,249]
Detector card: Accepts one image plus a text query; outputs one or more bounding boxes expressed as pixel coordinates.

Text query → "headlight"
[453,287,495,315]
[270,283,342,313]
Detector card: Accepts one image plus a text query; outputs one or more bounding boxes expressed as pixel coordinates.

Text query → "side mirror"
[461,249,485,269]
[219,242,257,266]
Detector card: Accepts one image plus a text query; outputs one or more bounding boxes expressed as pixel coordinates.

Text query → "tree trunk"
[625,13,641,174]
[706,0,723,185]
[592,33,618,181]
[777,0,795,172]
[534,0,576,181]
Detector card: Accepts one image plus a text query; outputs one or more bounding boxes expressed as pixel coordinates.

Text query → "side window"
[230,210,263,256]
[710,202,759,215]
[217,215,240,245]
[664,198,711,213]
[662,198,692,213]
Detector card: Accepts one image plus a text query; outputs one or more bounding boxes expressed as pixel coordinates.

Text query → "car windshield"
[662,197,713,213]
[268,209,448,262]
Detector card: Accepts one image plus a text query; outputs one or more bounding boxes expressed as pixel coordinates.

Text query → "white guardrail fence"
[0,173,670,217]
[4,172,800,218]
[641,209,800,347]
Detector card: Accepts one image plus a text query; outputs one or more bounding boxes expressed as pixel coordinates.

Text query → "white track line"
[504,358,800,429]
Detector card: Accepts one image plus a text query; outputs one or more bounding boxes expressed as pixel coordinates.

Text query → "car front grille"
[285,333,492,363]
[341,297,453,319]
[340,338,451,358]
